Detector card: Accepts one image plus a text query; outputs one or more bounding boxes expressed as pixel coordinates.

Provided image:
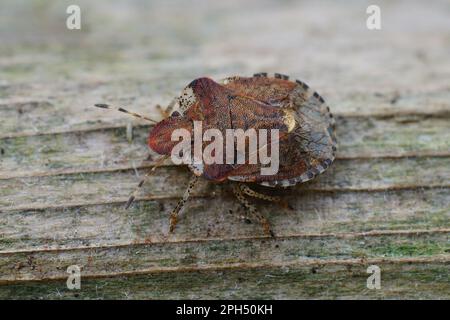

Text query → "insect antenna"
[125,154,170,209]
[94,103,159,123]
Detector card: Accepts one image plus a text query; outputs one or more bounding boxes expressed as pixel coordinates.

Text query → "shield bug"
[95,73,337,237]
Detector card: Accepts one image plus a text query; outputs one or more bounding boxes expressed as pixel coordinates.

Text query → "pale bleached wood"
[1,0,449,299]
[0,233,448,283]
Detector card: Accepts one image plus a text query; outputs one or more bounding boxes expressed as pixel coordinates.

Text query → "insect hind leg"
[232,184,274,237]
[125,155,169,209]
[169,174,199,233]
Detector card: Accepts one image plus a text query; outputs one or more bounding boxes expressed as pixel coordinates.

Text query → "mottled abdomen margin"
[223,73,337,187]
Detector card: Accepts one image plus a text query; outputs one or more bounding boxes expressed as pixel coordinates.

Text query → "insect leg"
[238,183,293,210]
[169,174,199,233]
[232,184,274,237]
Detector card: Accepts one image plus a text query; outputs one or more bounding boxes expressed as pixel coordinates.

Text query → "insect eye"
[171,111,181,117]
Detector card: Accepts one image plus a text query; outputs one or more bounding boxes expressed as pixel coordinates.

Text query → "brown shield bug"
[95,72,337,237]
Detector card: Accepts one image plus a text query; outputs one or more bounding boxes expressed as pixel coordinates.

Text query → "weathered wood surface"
[0,0,449,299]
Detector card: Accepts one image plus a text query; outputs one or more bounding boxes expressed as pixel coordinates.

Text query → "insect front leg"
[231,184,274,237]
[238,183,294,211]
[169,174,199,233]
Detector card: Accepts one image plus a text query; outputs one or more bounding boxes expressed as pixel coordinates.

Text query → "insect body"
[96,73,337,236]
